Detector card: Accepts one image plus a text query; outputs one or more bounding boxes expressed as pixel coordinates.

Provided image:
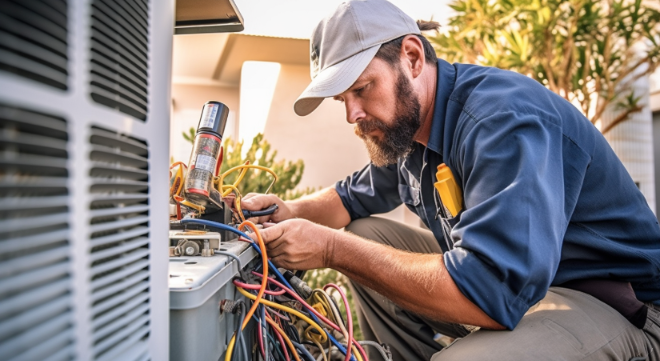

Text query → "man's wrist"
[284,200,298,219]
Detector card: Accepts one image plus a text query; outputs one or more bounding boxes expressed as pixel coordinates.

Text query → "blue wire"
[180,218,356,361]
[179,218,294,289]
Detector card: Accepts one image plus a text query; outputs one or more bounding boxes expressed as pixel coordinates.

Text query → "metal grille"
[88,126,150,361]
[89,0,150,121]
[0,104,74,360]
[0,0,69,90]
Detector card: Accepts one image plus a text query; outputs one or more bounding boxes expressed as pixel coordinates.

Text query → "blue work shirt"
[335,59,660,329]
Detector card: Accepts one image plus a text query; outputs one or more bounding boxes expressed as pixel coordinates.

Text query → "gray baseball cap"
[294,0,421,116]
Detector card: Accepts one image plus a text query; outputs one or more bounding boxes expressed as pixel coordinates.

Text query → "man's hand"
[241,193,296,224]
[258,219,335,270]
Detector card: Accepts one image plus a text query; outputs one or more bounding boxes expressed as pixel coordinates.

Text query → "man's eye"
[355,86,365,95]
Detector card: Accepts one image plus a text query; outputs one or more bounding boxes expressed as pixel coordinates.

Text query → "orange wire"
[238,221,268,330]
[169,161,187,170]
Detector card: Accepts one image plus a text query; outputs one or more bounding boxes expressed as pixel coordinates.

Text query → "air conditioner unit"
[0,0,172,359]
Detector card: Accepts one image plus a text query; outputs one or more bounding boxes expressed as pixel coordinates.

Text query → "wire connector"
[283,270,312,299]
[220,299,245,314]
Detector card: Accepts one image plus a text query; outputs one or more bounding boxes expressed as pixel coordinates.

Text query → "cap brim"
[294,45,381,116]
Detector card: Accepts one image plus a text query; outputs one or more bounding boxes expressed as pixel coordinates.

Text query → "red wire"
[270,312,291,361]
[325,284,353,361]
[233,280,287,296]
[251,271,369,361]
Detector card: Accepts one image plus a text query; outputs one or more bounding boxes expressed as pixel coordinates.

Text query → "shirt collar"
[426,59,457,155]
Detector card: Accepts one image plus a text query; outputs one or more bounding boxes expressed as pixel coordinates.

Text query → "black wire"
[291,341,316,361]
[265,331,287,361]
[239,327,248,361]
[232,302,246,361]
[242,204,278,218]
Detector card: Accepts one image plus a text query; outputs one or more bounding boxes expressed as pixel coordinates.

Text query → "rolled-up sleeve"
[443,112,567,329]
[335,163,402,220]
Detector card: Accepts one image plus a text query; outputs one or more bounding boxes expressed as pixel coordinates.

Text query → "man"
[241,0,660,359]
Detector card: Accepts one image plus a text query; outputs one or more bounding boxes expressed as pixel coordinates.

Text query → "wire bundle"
[180,218,387,361]
[175,161,391,360]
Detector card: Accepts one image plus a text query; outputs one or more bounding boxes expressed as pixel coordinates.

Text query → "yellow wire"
[236,286,328,342]
[232,161,251,190]
[305,326,328,361]
[180,200,205,213]
[220,184,246,222]
[266,315,302,361]
[352,345,364,361]
[218,164,278,197]
[312,291,336,325]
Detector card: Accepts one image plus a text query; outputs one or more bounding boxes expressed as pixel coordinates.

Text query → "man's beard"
[355,68,421,167]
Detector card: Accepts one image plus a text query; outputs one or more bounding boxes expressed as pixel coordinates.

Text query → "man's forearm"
[329,230,505,329]
[286,187,351,229]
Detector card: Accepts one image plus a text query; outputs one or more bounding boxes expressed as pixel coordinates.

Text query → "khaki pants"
[346,217,660,361]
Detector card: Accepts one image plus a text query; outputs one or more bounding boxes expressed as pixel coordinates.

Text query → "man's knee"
[345,216,441,254]
[345,217,389,244]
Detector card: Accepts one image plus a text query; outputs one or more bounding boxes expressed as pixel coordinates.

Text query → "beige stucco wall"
[262,64,370,190]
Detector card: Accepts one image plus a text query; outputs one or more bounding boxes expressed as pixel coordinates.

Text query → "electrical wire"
[292,341,316,361]
[220,183,246,222]
[324,284,354,361]
[231,302,246,361]
[252,272,366,361]
[181,199,205,213]
[266,314,302,361]
[312,290,365,361]
[214,250,243,270]
[178,218,295,291]
[224,221,269,361]
[218,163,278,197]
[305,326,328,361]
[236,286,327,343]
[216,160,250,197]
[358,341,392,361]
[257,305,266,359]
[265,327,290,361]
[178,211,368,361]
[234,280,287,296]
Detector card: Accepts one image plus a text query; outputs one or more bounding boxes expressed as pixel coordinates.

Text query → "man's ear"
[399,35,425,78]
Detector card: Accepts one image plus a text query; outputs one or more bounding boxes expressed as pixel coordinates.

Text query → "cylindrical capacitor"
[184,101,230,206]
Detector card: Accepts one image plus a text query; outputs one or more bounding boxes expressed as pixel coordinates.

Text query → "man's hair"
[375,20,440,68]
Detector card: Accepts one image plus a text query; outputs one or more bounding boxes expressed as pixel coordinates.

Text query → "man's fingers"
[258,223,285,245]
[241,193,279,210]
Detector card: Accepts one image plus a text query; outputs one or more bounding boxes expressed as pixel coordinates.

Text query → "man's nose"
[345,99,366,125]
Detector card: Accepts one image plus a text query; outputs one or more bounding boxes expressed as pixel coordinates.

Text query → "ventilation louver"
[89,0,150,121]
[0,104,74,360]
[0,0,69,90]
[89,126,151,360]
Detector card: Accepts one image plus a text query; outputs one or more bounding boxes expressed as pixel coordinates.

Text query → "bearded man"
[241,0,660,359]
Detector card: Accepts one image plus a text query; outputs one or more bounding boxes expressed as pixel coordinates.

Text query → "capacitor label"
[194,154,216,173]
[186,168,211,195]
[199,103,219,129]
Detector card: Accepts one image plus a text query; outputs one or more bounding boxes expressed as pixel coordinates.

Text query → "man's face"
[334,58,421,167]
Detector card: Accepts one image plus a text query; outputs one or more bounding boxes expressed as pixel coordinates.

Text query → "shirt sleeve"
[335,163,402,220]
[443,112,567,330]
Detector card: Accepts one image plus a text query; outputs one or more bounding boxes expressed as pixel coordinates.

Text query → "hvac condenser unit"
[0,1,172,359]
